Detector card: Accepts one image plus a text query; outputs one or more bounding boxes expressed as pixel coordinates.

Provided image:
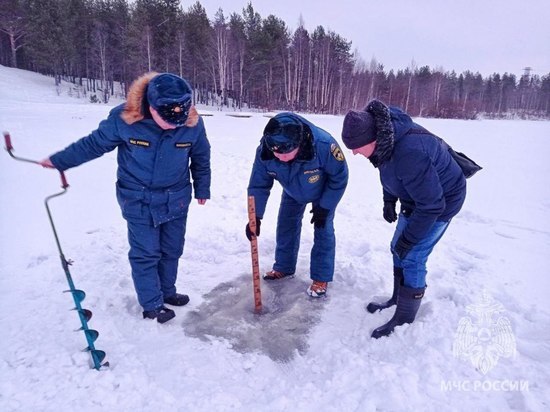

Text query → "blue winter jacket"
[379,107,466,243]
[50,104,211,226]
[248,113,348,218]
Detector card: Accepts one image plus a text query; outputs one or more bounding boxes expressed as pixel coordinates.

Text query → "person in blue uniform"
[341,99,467,338]
[40,72,211,323]
[247,113,348,298]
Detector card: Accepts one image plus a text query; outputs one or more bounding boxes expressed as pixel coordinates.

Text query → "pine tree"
[0,0,27,68]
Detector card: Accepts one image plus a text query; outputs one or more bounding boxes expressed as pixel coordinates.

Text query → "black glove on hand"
[310,206,330,229]
[393,234,415,260]
[383,201,397,223]
[245,217,261,241]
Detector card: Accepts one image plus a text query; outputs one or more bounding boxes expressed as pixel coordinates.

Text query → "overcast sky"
[194,0,550,78]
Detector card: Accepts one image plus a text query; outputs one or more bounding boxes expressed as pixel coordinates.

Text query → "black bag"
[446,146,483,179]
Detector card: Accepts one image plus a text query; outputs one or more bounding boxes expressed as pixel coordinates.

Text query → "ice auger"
[3,131,108,370]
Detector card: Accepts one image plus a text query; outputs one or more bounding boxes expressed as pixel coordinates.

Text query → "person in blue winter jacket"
[40,72,211,323]
[341,100,467,338]
[247,113,348,298]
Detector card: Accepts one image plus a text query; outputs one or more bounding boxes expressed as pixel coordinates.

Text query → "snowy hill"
[0,65,549,411]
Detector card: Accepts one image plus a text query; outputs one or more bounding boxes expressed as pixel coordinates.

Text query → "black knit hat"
[263,114,304,154]
[147,73,192,126]
[341,110,377,149]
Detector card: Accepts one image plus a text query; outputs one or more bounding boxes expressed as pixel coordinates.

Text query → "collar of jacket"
[120,71,199,128]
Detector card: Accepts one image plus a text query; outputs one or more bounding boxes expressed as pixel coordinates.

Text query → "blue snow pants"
[391,213,450,288]
[273,191,336,282]
[127,214,188,311]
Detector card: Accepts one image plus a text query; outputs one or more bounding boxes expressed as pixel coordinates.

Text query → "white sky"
[193,0,550,78]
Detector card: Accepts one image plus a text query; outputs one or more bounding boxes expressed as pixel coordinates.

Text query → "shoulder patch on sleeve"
[331,143,345,161]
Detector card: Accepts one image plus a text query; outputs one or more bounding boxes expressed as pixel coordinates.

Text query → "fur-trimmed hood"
[121,71,199,128]
[362,100,394,168]
[363,100,416,167]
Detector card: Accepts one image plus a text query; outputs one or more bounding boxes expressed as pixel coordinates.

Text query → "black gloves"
[245,217,261,241]
[393,234,415,260]
[310,206,330,229]
[383,201,397,223]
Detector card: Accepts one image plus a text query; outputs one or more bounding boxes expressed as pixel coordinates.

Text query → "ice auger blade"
[90,350,108,370]
[64,289,86,303]
[77,308,93,322]
[84,329,99,343]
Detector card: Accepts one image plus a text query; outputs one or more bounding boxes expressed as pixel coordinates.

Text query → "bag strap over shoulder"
[405,127,482,178]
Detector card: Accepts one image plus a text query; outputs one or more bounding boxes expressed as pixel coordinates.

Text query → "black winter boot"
[371,285,425,339]
[164,293,190,307]
[143,306,176,324]
[366,267,404,313]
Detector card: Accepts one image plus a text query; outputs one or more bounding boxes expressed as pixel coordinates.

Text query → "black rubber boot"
[366,267,404,313]
[143,306,176,323]
[371,285,425,339]
[164,293,190,307]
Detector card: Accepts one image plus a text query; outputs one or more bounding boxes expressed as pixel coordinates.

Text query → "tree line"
[1,0,549,118]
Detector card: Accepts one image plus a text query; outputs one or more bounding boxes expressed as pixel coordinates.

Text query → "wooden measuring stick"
[247,196,262,312]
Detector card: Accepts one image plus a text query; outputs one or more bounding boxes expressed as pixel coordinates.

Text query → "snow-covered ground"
[1,65,549,411]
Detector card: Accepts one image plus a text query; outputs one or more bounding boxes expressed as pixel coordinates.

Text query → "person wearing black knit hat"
[342,99,474,338]
[247,112,349,298]
[39,72,211,324]
[341,110,377,149]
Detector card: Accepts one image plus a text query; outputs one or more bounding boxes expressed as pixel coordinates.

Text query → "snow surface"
[1,65,549,411]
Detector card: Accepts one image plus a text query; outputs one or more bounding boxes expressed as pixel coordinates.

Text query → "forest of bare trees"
[1,0,549,118]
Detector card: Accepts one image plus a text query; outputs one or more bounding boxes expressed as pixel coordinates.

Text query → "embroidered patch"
[331,143,345,161]
[308,175,320,184]
[129,138,150,147]
[175,142,192,148]
[304,169,320,175]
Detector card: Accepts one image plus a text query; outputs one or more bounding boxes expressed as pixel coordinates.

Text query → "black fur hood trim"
[364,100,394,168]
